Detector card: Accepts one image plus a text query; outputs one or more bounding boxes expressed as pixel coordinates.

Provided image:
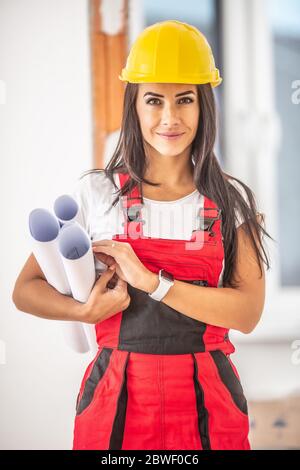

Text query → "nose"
[161,102,181,127]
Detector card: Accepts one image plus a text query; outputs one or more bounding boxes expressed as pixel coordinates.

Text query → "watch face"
[161,269,174,282]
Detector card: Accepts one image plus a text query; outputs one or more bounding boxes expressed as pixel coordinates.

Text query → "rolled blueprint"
[28,208,90,353]
[54,194,99,353]
[53,194,83,226]
[57,221,95,302]
[57,221,98,354]
[29,208,71,295]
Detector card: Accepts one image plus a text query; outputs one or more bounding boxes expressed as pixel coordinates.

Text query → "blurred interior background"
[0,0,299,449]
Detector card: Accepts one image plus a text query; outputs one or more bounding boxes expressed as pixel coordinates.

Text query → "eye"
[145,97,194,105]
[146,98,161,105]
[178,97,194,104]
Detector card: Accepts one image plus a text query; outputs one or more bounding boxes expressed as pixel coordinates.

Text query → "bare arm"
[12,253,130,324]
[12,253,88,321]
[144,216,265,334]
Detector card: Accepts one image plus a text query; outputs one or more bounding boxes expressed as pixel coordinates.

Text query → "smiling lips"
[156,132,185,140]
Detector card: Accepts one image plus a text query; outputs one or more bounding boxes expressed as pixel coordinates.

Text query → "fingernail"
[109,265,115,270]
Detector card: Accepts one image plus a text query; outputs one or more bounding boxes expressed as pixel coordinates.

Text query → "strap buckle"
[126,204,145,223]
[120,195,145,223]
[197,208,222,233]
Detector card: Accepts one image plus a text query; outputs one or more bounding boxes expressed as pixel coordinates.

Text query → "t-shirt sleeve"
[71,171,118,273]
[228,179,251,229]
[71,175,92,237]
[71,171,120,241]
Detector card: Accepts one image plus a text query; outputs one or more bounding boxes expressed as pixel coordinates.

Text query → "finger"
[112,276,128,292]
[93,252,109,263]
[94,252,115,266]
[92,245,112,254]
[92,239,118,247]
[107,273,118,289]
[95,265,116,288]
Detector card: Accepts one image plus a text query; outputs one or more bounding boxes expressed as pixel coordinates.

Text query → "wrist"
[148,269,175,301]
[138,270,159,294]
[74,300,91,323]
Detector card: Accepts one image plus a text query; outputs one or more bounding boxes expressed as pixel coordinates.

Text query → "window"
[222,0,300,340]
[268,0,300,286]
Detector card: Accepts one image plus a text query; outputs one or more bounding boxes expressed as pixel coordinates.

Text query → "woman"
[71,20,273,450]
[13,20,273,450]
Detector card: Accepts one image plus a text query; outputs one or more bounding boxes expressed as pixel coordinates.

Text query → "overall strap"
[196,195,222,238]
[118,172,144,237]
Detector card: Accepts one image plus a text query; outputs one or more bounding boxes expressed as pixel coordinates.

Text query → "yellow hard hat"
[119,20,222,87]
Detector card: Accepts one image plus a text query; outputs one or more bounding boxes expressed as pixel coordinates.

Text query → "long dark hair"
[80,82,275,289]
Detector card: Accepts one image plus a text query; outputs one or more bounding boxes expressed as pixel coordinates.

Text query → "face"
[136,83,199,158]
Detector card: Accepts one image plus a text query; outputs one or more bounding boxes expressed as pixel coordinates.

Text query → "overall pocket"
[210,350,248,417]
[76,347,113,417]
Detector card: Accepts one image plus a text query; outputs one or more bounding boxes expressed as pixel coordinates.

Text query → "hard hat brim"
[118,71,222,88]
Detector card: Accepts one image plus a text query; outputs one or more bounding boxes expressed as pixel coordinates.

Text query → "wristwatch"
[148,269,174,301]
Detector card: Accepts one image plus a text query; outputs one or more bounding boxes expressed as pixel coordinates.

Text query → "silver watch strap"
[148,270,174,301]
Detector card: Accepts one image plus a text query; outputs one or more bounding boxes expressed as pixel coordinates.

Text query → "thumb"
[111,275,128,292]
[95,265,116,286]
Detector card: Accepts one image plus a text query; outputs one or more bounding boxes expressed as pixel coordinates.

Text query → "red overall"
[72,172,251,450]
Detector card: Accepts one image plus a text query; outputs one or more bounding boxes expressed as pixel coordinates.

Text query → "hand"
[92,240,159,292]
[82,265,131,324]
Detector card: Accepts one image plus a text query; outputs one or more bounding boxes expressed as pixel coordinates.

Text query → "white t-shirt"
[72,171,250,287]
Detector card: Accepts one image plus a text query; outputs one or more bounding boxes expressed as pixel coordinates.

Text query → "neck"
[143,145,195,188]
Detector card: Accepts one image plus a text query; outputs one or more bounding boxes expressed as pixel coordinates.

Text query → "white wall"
[0,0,95,449]
[1,0,299,451]
[232,341,300,402]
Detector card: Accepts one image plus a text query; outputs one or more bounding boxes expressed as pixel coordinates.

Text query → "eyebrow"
[143,90,196,98]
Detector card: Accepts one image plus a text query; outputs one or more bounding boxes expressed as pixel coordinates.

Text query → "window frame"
[220,0,300,342]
